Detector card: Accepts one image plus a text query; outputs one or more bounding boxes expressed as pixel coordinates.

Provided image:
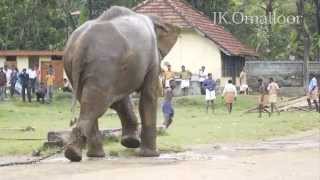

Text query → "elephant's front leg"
[138,67,160,157]
[65,87,108,162]
[112,96,140,148]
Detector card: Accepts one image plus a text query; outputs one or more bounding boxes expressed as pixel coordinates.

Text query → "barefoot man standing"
[267,78,280,115]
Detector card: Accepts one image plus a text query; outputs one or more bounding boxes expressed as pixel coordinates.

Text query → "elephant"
[63,6,179,162]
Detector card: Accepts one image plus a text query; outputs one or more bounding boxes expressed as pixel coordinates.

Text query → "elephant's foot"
[138,148,159,157]
[87,142,106,158]
[121,135,140,148]
[65,145,82,162]
[64,127,85,162]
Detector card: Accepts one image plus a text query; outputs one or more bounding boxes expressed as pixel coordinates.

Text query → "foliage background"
[0,0,318,61]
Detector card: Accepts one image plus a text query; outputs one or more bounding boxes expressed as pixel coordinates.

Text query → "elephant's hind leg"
[65,87,109,161]
[138,66,160,157]
[112,96,140,148]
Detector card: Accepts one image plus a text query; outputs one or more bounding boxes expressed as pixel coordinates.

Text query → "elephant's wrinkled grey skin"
[63,6,179,162]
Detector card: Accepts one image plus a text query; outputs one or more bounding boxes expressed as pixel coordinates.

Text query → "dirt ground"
[0,130,319,180]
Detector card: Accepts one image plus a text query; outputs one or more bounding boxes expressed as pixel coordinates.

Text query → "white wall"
[39,56,51,62]
[162,29,222,79]
[17,57,29,70]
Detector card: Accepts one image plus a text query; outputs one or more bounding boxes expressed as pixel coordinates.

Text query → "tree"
[314,0,320,61]
[0,0,67,50]
[296,0,312,86]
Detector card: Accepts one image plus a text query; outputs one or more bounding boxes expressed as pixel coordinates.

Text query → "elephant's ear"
[148,15,170,35]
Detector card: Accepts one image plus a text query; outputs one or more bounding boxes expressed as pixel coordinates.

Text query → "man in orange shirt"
[164,64,175,88]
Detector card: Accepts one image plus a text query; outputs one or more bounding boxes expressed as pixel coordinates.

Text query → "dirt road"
[1,130,319,180]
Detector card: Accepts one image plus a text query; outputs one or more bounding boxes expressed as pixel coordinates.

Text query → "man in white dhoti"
[179,65,191,96]
[239,68,248,95]
[267,78,280,115]
[198,66,207,95]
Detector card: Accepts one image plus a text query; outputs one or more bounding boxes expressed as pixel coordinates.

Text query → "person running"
[307,75,319,112]
[267,78,280,115]
[0,67,6,101]
[198,66,207,95]
[222,79,237,114]
[19,68,31,102]
[180,65,192,96]
[258,78,270,118]
[162,80,176,129]
[202,73,216,113]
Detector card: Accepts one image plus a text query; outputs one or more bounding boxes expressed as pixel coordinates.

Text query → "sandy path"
[0,130,319,180]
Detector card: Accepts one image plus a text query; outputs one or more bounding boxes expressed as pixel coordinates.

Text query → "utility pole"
[297,0,311,87]
[315,0,320,61]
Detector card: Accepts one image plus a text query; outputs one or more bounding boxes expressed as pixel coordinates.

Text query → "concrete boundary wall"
[245,61,320,96]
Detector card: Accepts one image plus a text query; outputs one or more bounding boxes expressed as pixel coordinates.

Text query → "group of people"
[256,74,320,117]
[161,64,192,96]
[0,64,56,103]
[161,64,239,128]
[160,64,320,129]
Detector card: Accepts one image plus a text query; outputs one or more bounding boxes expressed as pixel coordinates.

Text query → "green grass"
[0,93,319,156]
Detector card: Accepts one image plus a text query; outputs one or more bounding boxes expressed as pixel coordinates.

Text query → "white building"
[134,0,257,85]
[0,50,65,87]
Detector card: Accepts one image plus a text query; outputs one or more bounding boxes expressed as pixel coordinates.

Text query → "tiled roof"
[134,0,257,57]
[0,50,63,57]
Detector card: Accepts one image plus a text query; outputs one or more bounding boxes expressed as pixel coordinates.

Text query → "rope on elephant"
[0,148,64,167]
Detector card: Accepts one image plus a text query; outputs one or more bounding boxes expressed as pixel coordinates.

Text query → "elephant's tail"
[70,48,83,118]
[64,42,85,124]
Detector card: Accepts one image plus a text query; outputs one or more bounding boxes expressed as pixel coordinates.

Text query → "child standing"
[162,80,176,129]
[36,82,47,104]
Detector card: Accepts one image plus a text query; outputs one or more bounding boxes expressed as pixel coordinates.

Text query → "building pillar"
[0,57,5,67]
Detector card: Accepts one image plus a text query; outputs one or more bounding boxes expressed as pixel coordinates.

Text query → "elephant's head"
[150,16,180,58]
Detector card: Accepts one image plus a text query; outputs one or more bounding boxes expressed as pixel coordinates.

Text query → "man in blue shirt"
[202,73,216,113]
